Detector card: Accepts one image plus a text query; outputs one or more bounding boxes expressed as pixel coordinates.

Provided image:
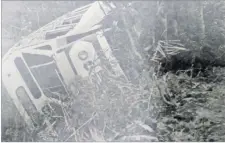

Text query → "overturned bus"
[2,1,137,129]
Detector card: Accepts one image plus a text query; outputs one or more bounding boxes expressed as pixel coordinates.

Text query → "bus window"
[35,45,52,50]
[14,57,41,99]
[45,28,71,40]
[22,53,68,101]
[16,86,42,126]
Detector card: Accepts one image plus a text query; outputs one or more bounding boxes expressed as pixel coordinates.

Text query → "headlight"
[78,50,88,60]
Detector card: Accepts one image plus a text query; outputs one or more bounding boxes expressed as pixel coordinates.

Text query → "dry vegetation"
[3,53,225,142]
[2,1,225,142]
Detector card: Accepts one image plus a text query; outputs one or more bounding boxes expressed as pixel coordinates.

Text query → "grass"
[2,40,225,141]
[155,67,225,142]
[54,68,160,142]
[2,1,225,141]
[4,65,158,142]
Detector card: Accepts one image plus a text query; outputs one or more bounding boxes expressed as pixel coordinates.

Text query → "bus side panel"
[54,51,76,85]
[96,32,127,79]
[2,58,34,128]
[69,40,102,78]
